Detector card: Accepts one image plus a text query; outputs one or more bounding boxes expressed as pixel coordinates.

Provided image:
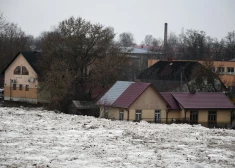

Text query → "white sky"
[0,0,235,44]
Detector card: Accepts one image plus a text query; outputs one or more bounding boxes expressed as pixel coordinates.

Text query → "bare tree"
[38,17,129,111]
[0,13,31,73]
[189,59,224,92]
[118,32,135,47]
[142,35,158,46]
[224,31,235,60]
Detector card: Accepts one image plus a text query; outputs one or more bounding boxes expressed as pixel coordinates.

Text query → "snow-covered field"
[0,107,235,168]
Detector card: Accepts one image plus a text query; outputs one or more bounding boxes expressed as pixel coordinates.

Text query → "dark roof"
[171,92,235,109]
[138,61,202,81]
[1,51,40,74]
[113,82,151,108]
[72,101,97,109]
[159,92,180,110]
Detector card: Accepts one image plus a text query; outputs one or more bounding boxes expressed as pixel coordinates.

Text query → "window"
[19,84,23,90]
[212,67,216,73]
[13,66,29,75]
[155,110,161,123]
[190,111,198,123]
[13,84,16,90]
[208,111,216,123]
[135,110,142,121]
[14,66,21,75]
[22,66,29,75]
[119,109,124,120]
[103,107,109,118]
[26,85,29,91]
[217,67,224,74]
[227,67,234,74]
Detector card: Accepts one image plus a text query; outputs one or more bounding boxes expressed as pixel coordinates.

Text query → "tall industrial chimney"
[164,23,168,49]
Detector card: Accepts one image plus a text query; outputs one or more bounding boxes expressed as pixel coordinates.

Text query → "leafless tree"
[118,32,135,47]
[38,17,129,111]
[142,35,158,46]
[189,59,224,92]
[224,31,235,60]
[0,13,31,73]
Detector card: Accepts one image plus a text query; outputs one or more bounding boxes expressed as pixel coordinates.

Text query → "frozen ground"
[0,107,235,168]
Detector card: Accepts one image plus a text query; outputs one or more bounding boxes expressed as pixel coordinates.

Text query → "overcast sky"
[0,0,234,44]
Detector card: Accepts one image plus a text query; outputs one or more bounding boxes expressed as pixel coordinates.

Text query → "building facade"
[96,81,235,127]
[2,52,40,104]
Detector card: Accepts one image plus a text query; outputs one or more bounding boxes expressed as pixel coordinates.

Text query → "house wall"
[99,86,168,122]
[168,110,181,121]
[210,61,235,87]
[4,53,38,103]
[128,86,167,122]
[185,109,231,124]
[217,110,231,123]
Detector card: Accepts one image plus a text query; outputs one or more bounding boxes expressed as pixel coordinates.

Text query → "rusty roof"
[113,82,151,108]
[171,92,235,109]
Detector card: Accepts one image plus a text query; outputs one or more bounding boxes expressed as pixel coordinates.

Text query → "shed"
[68,100,99,117]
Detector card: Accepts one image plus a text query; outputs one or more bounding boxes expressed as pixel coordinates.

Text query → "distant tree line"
[118,29,235,61]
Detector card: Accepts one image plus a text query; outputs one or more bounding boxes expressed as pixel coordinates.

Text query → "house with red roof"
[96,81,235,127]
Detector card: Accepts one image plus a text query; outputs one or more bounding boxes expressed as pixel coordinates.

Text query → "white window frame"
[135,110,142,121]
[119,109,124,120]
[155,110,161,122]
[217,67,225,74]
[227,67,234,74]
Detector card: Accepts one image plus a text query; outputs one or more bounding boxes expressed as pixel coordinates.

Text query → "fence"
[132,117,233,129]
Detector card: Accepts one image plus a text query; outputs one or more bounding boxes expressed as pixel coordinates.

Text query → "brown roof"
[159,92,180,110]
[113,82,151,108]
[171,92,235,109]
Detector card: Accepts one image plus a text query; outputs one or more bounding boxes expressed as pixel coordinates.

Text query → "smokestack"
[164,23,168,49]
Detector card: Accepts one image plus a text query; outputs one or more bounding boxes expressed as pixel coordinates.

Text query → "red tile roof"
[159,92,180,110]
[171,92,235,109]
[113,82,151,108]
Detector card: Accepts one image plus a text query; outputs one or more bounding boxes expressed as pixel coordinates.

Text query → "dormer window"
[14,66,29,75]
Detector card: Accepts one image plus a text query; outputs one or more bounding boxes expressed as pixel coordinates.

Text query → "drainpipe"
[166,109,170,124]
[231,109,235,125]
[127,109,130,121]
[9,79,11,100]
[185,109,189,122]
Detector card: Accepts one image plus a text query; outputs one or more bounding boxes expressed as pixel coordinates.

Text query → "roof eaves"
[1,52,21,74]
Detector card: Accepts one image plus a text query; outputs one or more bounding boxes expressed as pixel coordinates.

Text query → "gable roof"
[1,51,40,74]
[138,60,202,81]
[96,81,134,106]
[159,92,180,110]
[171,92,235,109]
[96,81,166,108]
[113,82,151,108]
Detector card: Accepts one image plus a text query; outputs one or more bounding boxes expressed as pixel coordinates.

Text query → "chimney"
[164,23,168,49]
